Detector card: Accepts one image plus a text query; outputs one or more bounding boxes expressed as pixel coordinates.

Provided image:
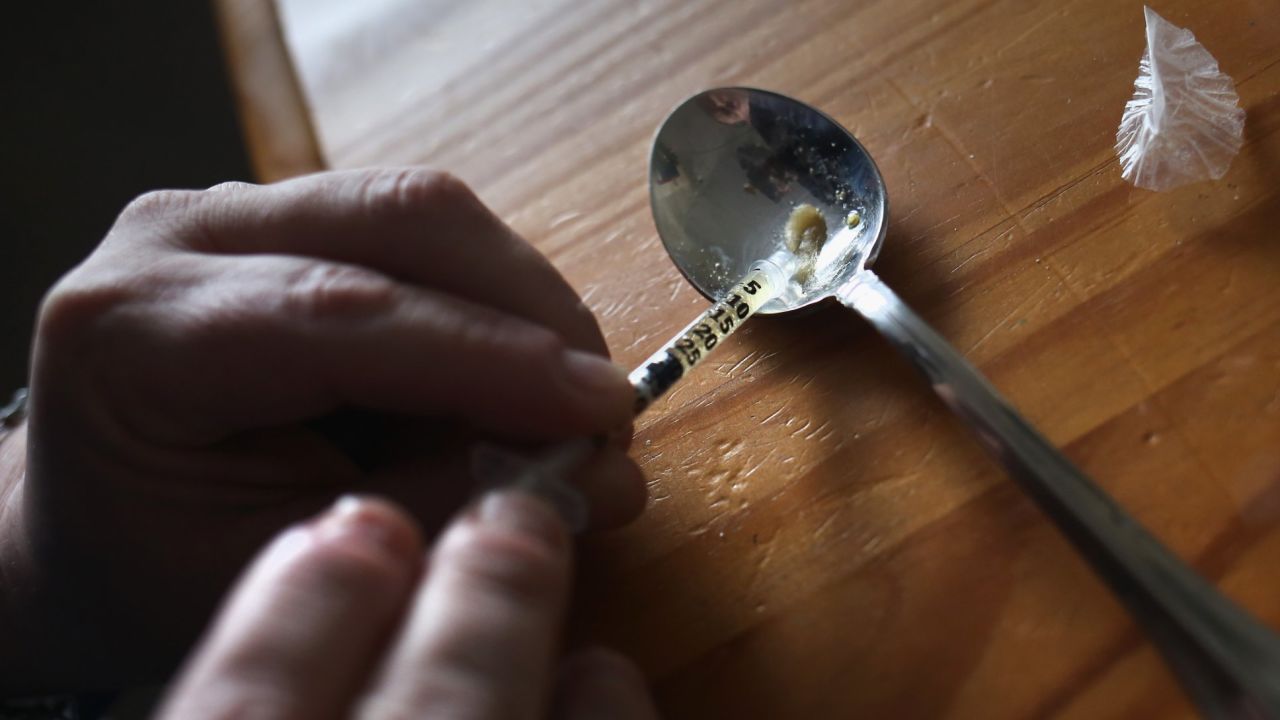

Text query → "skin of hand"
[156,493,660,720]
[0,168,646,692]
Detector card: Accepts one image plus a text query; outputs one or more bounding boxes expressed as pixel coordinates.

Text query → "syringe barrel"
[628,258,786,414]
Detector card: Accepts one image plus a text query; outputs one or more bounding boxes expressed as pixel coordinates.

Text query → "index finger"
[191,168,610,356]
[358,490,571,719]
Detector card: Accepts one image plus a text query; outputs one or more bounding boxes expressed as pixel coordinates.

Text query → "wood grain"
[240,0,1280,716]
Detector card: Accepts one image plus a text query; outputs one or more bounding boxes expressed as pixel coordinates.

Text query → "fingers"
[359,491,571,720]
[189,168,610,357]
[159,493,656,720]
[554,648,661,720]
[157,497,423,720]
[45,169,635,446]
[125,254,633,442]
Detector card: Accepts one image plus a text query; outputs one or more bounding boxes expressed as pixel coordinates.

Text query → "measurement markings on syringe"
[672,279,759,363]
[631,273,774,413]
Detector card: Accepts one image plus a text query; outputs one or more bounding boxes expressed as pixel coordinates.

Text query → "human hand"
[8,169,644,690]
[157,493,659,719]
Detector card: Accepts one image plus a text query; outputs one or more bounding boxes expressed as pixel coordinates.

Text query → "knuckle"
[36,275,132,349]
[282,264,399,321]
[438,523,566,606]
[493,322,570,386]
[363,167,478,214]
[444,302,564,366]
[118,189,201,224]
[525,326,569,376]
[500,321,564,367]
[204,180,256,194]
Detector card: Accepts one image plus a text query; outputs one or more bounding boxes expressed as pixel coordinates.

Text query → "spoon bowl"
[649,88,887,314]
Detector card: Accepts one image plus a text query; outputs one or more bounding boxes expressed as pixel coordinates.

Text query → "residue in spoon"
[785,203,828,285]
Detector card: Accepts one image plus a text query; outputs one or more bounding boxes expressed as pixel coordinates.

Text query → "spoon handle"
[838,270,1280,718]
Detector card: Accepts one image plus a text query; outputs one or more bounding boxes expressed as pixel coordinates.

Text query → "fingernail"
[561,349,631,401]
[477,490,567,550]
[314,495,415,562]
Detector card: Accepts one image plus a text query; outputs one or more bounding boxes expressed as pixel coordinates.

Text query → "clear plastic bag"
[1115,7,1245,191]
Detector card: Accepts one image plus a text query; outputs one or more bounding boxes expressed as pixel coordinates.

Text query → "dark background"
[0,3,252,392]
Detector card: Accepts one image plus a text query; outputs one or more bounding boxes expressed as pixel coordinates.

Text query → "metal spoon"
[650,87,1280,718]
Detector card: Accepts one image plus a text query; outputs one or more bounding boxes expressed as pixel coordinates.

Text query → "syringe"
[472,253,793,530]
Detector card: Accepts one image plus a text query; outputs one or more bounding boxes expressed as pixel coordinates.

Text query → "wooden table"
[216,1,1280,716]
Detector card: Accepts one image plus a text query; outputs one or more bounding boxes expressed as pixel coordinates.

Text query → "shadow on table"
[1241,92,1280,199]
[685,217,1031,716]
[577,215,1056,716]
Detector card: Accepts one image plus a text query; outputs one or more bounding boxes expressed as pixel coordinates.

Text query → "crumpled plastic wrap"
[1115,7,1245,191]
